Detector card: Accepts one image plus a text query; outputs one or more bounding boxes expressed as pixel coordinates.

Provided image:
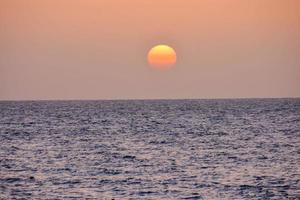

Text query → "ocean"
[0,99,299,199]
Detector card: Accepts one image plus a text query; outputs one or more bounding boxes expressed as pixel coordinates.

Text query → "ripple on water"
[0,99,299,199]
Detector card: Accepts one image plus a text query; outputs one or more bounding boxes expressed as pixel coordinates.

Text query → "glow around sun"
[147,44,177,69]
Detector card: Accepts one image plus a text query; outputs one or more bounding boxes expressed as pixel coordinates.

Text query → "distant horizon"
[1,96,299,102]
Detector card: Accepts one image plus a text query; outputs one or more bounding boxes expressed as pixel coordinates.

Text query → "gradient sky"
[1,0,299,100]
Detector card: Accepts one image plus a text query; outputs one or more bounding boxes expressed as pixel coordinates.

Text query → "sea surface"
[0,99,299,199]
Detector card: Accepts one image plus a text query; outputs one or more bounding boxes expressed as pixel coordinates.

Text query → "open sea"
[0,99,299,199]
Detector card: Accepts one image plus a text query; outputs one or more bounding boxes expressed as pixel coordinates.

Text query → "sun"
[147,44,177,69]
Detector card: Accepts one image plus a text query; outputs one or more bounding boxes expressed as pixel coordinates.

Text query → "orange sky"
[1,0,299,100]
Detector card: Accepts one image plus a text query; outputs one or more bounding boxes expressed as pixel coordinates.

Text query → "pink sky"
[1,0,299,100]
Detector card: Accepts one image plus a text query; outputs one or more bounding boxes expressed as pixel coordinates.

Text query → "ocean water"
[0,99,299,199]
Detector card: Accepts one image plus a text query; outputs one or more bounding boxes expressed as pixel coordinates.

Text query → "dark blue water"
[0,99,299,199]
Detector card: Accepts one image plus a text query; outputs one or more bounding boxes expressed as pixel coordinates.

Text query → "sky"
[1,0,299,100]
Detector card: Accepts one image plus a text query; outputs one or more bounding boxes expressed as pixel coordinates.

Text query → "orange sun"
[147,44,177,69]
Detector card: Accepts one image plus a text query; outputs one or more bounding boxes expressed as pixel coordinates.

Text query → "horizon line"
[0,96,299,102]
